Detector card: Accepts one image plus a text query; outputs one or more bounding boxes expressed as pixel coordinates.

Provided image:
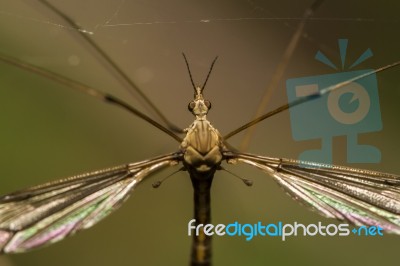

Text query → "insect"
[0,0,400,266]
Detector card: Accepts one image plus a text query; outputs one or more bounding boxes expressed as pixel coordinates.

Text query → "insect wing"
[0,153,180,253]
[227,152,400,233]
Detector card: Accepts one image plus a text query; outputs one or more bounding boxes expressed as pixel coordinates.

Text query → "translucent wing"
[225,151,400,233]
[0,153,181,253]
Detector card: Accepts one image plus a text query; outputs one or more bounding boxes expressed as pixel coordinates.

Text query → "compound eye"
[188,101,196,111]
[204,100,211,109]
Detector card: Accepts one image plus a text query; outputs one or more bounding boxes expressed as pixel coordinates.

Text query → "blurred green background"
[0,0,399,265]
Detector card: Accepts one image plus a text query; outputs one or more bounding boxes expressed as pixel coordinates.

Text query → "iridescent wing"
[225,151,400,233]
[0,153,181,253]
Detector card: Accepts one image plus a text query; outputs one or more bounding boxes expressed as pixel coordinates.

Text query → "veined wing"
[224,151,400,233]
[0,153,181,253]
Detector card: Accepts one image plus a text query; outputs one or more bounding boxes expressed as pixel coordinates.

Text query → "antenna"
[201,56,218,92]
[182,53,219,94]
[182,53,196,92]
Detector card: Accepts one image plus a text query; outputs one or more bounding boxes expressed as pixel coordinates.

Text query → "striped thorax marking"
[181,87,224,173]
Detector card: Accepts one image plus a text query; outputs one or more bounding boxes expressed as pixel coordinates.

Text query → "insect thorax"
[180,119,224,173]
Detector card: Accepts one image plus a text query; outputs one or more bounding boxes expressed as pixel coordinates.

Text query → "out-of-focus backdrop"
[0,1,399,265]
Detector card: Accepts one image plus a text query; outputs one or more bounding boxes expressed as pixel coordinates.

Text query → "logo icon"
[286,39,382,164]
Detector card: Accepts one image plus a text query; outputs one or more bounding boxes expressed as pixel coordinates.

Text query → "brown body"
[180,87,225,266]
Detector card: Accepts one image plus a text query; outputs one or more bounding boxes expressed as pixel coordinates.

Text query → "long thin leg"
[239,0,324,151]
[0,53,182,142]
[35,0,183,133]
[224,61,400,140]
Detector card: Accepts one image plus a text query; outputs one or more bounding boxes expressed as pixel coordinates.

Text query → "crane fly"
[1,1,400,266]
[1,53,400,265]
